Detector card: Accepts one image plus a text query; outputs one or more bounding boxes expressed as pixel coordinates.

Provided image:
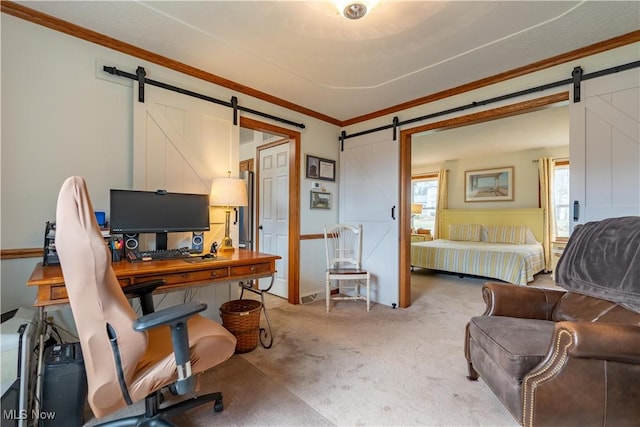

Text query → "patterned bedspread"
[411,239,545,285]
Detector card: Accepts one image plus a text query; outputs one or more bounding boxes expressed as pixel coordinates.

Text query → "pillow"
[525,227,538,244]
[485,224,527,244]
[448,224,483,242]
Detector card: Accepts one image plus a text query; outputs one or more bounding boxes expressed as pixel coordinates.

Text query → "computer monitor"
[110,189,210,250]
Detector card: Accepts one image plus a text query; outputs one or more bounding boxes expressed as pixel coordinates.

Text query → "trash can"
[219,299,262,353]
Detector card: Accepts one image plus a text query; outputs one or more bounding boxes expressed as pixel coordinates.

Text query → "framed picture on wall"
[310,190,332,209]
[465,166,514,202]
[306,155,335,181]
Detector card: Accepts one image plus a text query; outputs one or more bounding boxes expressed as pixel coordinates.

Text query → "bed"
[410,209,546,285]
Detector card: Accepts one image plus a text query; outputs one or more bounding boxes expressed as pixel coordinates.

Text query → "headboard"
[442,208,544,242]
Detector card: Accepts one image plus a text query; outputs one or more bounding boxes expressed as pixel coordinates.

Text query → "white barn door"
[570,68,640,228]
[340,133,399,308]
[132,82,239,319]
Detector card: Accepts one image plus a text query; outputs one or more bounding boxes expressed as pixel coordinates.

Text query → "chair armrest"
[133,301,207,394]
[123,279,166,315]
[133,301,206,331]
[558,321,640,364]
[481,282,565,320]
[122,279,165,297]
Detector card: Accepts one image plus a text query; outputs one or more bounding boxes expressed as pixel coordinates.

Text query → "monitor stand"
[156,232,168,251]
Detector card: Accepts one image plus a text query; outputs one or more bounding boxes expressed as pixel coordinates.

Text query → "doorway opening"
[239,117,301,304]
[398,92,569,307]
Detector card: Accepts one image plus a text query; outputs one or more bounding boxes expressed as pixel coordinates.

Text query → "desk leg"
[239,274,275,349]
[34,306,46,418]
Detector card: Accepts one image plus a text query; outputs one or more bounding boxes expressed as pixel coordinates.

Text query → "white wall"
[434,145,569,209]
[0,14,340,313]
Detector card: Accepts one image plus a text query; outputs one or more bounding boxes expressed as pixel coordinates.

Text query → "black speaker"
[40,342,87,427]
[192,231,204,253]
[124,233,139,255]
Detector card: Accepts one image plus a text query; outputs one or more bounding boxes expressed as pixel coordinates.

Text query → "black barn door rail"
[103,65,306,129]
[339,61,640,148]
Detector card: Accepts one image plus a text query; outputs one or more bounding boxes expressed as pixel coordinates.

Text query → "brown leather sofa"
[464,216,640,427]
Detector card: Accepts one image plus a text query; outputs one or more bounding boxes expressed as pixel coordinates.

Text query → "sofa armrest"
[523,321,640,426]
[558,321,640,364]
[481,282,565,319]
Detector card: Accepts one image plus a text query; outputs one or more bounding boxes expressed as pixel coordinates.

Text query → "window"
[412,174,439,232]
[553,161,570,239]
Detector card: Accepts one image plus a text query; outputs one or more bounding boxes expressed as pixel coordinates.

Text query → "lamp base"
[218,236,234,253]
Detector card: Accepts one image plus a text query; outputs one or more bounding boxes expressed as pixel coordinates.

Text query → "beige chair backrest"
[55,176,147,416]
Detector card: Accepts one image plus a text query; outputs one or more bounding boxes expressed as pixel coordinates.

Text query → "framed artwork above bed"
[465,166,514,202]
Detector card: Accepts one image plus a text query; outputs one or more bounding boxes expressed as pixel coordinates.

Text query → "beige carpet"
[241,270,534,427]
[85,271,556,426]
[84,355,332,426]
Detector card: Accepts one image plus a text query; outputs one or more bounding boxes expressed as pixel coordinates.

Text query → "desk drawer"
[230,262,271,277]
[50,278,130,301]
[133,268,229,285]
[50,285,68,301]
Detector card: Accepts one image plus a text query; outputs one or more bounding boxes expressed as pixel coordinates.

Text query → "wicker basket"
[219,299,262,353]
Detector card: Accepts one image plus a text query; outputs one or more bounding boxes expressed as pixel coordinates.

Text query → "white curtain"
[435,168,448,239]
[537,157,555,272]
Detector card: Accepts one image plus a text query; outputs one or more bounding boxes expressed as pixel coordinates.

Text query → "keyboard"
[126,247,200,262]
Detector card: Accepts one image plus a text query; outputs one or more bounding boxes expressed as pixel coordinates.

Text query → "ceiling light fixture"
[343,2,368,20]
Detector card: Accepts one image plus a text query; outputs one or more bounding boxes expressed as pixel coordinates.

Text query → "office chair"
[54,176,236,426]
[324,224,371,312]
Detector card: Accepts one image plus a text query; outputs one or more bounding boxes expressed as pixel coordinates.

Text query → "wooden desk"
[27,249,280,346]
[28,249,278,306]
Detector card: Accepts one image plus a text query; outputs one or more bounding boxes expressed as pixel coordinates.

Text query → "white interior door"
[258,142,289,298]
[570,68,640,228]
[340,133,399,307]
[132,82,239,319]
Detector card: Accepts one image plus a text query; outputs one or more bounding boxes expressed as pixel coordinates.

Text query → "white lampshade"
[210,176,248,207]
[411,203,423,215]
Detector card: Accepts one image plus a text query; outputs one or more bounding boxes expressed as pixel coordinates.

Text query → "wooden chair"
[324,224,370,312]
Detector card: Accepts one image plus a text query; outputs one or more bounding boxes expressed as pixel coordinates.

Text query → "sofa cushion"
[469,316,555,380]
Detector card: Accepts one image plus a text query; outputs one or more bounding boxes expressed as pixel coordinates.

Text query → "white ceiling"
[15,1,640,123]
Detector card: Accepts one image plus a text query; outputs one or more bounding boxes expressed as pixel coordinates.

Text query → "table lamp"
[210,171,248,253]
[411,203,423,233]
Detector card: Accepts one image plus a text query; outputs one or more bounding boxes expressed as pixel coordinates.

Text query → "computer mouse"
[203,253,216,259]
